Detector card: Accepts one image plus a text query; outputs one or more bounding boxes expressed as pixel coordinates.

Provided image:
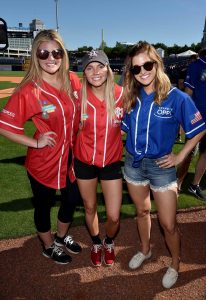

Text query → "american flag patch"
[191,112,202,124]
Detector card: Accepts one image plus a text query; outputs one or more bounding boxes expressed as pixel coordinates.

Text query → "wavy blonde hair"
[81,64,115,121]
[15,29,72,96]
[123,42,171,112]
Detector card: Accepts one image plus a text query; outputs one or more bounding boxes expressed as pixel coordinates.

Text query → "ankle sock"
[91,234,102,245]
[104,235,114,244]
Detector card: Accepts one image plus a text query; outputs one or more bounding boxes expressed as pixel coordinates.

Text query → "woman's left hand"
[156,153,179,168]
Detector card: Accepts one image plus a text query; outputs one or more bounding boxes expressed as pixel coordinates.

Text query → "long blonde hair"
[81,64,116,121]
[123,42,171,112]
[15,29,72,96]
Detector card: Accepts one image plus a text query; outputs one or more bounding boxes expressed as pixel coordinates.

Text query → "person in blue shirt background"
[121,42,206,289]
[184,47,206,200]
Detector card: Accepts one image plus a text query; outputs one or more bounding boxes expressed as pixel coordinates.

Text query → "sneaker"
[42,244,72,264]
[188,184,206,200]
[91,244,102,267]
[55,234,82,254]
[162,267,178,289]
[103,239,115,266]
[128,250,152,269]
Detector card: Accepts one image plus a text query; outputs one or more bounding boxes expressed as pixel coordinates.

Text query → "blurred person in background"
[184,48,206,200]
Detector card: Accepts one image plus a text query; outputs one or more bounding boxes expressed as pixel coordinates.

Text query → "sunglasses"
[36,49,64,60]
[131,61,155,75]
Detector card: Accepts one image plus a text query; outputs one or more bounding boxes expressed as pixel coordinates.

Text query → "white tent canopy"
[176,50,197,57]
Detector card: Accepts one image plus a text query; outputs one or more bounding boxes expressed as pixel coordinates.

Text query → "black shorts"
[74,158,122,180]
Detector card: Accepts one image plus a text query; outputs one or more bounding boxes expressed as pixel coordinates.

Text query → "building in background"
[201,17,206,47]
[0,19,44,70]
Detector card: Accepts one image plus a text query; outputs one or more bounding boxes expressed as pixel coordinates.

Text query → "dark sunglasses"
[36,48,64,60]
[131,61,155,75]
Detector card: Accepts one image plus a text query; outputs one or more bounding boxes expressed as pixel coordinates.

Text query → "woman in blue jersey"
[121,42,206,289]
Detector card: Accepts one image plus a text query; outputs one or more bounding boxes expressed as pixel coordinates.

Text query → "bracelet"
[36,139,38,149]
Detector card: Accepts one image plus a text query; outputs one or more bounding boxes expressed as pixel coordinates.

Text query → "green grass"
[0,72,205,240]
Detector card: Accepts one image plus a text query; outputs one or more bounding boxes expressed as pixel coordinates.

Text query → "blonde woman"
[121,42,206,288]
[74,50,124,267]
[0,30,82,264]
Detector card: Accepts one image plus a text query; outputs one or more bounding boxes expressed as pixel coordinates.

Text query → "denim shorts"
[123,151,177,191]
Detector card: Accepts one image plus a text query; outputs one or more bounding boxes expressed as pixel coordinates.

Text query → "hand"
[37,132,57,148]
[156,153,179,168]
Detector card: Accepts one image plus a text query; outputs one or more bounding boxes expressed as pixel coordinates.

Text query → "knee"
[84,205,97,216]
[137,209,150,219]
[107,214,120,226]
[161,222,178,235]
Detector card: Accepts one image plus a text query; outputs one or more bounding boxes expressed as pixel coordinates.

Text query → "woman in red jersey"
[74,50,124,267]
[0,30,82,264]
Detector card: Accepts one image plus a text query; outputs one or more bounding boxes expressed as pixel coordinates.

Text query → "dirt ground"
[0,76,22,99]
[0,207,206,300]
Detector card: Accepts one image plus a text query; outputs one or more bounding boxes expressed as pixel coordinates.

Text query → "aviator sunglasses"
[131,61,155,75]
[36,48,64,60]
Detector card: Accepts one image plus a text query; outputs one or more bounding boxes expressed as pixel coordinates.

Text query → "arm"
[185,86,193,97]
[157,129,206,168]
[0,128,57,149]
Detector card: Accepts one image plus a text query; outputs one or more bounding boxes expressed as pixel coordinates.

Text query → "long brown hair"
[15,29,72,96]
[123,42,171,112]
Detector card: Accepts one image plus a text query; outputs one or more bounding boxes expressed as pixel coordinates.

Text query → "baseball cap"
[82,49,109,71]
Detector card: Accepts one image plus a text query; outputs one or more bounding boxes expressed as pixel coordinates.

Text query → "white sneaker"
[129,250,152,269]
[162,267,178,289]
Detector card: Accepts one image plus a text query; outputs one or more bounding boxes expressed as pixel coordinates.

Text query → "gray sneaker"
[129,250,152,269]
[162,267,178,289]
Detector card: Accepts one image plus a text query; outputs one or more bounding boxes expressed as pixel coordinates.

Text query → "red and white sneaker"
[103,239,115,266]
[91,244,102,267]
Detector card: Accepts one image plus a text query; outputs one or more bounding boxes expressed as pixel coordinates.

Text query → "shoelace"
[64,235,74,245]
[92,244,102,253]
[53,245,64,256]
[104,243,114,253]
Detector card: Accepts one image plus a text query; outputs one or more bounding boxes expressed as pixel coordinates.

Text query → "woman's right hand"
[37,132,57,148]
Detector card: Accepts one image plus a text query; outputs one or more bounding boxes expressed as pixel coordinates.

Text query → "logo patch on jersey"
[154,106,172,118]
[115,107,123,119]
[1,109,15,118]
[82,113,88,120]
[191,111,202,124]
[39,100,56,119]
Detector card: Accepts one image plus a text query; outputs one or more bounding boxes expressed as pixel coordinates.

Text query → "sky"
[1,0,206,51]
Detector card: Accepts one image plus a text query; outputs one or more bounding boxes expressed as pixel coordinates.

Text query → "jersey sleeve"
[0,86,42,134]
[121,112,130,133]
[175,93,206,138]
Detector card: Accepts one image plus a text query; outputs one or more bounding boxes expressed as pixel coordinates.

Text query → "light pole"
[54,0,59,32]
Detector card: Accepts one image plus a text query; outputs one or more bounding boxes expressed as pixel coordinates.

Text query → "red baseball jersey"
[0,72,81,189]
[74,84,124,167]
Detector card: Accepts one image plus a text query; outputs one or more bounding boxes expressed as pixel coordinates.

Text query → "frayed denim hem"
[151,181,177,192]
[124,174,149,186]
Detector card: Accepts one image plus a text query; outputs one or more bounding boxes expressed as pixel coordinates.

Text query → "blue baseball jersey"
[121,87,206,167]
[184,57,206,120]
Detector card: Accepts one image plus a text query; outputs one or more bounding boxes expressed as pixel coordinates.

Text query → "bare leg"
[153,189,180,271]
[101,179,122,238]
[127,182,151,255]
[76,178,99,236]
[56,220,70,238]
[38,231,54,249]
[192,152,206,185]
